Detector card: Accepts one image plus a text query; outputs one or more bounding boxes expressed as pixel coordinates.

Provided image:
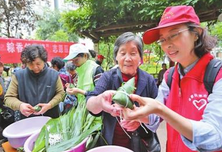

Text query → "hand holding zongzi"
[112,77,136,109]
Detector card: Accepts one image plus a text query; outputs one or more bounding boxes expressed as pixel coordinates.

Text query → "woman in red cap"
[122,5,222,152]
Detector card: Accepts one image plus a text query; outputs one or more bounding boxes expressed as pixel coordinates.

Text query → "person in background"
[122,5,222,152]
[96,54,105,72]
[51,57,70,90]
[64,43,103,103]
[0,62,6,92]
[157,63,167,87]
[4,44,64,119]
[0,62,6,105]
[0,61,8,141]
[89,49,97,58]
[51,57,75,113]
[11,63,21,75]
[96,54,105,66]
[86,32,159,151]
[63,61,78,114]
[65,61,78,87]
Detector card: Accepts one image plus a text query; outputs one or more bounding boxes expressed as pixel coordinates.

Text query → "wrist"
[156,101,165,117]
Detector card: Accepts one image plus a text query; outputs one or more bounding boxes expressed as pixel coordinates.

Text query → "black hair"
[51,57,65,70]
[89,49,97,58]
[21,44,48,63]
[186,23,217,58]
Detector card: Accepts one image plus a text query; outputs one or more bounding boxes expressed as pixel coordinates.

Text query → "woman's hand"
[65,83,70,88]
[33,103,52,115]
[122,94,160,121]
[109,103,123,117]
[19,103,35,117]
[87,90,122,115]
[66,87,78,95]
[66,87,86,96]
[99,90,118,113]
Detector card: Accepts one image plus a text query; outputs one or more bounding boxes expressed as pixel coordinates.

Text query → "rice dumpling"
[112,77,136,109]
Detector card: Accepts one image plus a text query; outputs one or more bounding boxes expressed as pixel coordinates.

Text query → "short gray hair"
[65,62,76,71]
[113,32,143,61]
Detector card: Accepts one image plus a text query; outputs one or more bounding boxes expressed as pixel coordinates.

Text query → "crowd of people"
[0,5,222,152]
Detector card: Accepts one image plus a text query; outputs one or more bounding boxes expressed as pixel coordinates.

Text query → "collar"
[178,59,199,77]
[27,63,48,77]
[176,53,213,79]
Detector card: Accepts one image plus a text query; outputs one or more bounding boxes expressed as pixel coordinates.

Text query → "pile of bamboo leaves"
[32,102,102,152]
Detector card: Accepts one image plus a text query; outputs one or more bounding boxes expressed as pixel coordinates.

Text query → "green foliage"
[61,7,94,34]
[97,36,116,70]
[35,8,79,42]
[62,0,208,35]
[209,21,222,46]
[62,0,222,70]
[49,30,69,42]
[145,43,163,62]
[0,0,41,38]
[35,9,61,40]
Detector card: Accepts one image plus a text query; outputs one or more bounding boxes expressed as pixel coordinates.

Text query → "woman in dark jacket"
[86,32,160,151]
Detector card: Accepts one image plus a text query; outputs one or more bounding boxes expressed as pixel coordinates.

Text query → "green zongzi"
[112,77,136,109]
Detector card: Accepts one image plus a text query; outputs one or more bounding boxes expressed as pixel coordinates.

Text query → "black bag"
[0,106,14,126]
[131,127,161,152]
[167,58,222,94]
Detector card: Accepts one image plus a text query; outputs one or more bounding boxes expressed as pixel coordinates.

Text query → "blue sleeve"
[145,78,170,132]
[86,71,111,116]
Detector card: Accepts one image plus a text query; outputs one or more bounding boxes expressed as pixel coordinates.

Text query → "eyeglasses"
[157,28,189,45]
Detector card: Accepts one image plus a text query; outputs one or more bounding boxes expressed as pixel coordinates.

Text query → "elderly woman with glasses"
[122,5,222,152]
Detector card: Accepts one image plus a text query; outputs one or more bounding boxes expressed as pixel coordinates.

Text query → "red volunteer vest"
[165,53,222,152]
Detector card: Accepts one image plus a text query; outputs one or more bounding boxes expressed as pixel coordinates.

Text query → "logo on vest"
[189,94,207,110]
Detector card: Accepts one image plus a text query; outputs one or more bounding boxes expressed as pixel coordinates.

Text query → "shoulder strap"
[167,67,175,89]
[166,59,222,94]
[204,58,222,94]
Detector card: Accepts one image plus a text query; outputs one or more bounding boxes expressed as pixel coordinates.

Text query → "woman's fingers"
[122,103,150,120]
[129,94,147,106]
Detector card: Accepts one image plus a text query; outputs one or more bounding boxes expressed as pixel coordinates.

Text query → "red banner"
[0,38,76,63]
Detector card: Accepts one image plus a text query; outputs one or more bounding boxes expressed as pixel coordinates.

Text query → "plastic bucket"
[64,137,88,152]
[87,145,133,152]
[3,116,50,148]
[24,131,89,152]
[24,131,39,152]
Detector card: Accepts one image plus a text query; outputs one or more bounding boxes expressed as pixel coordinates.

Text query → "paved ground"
[156,121,167,152]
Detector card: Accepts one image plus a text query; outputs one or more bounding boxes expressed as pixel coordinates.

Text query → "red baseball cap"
[143,5,200,44]
[97,54,105,59]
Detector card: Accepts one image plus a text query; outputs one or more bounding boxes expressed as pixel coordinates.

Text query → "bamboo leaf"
[33,100,102,152]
